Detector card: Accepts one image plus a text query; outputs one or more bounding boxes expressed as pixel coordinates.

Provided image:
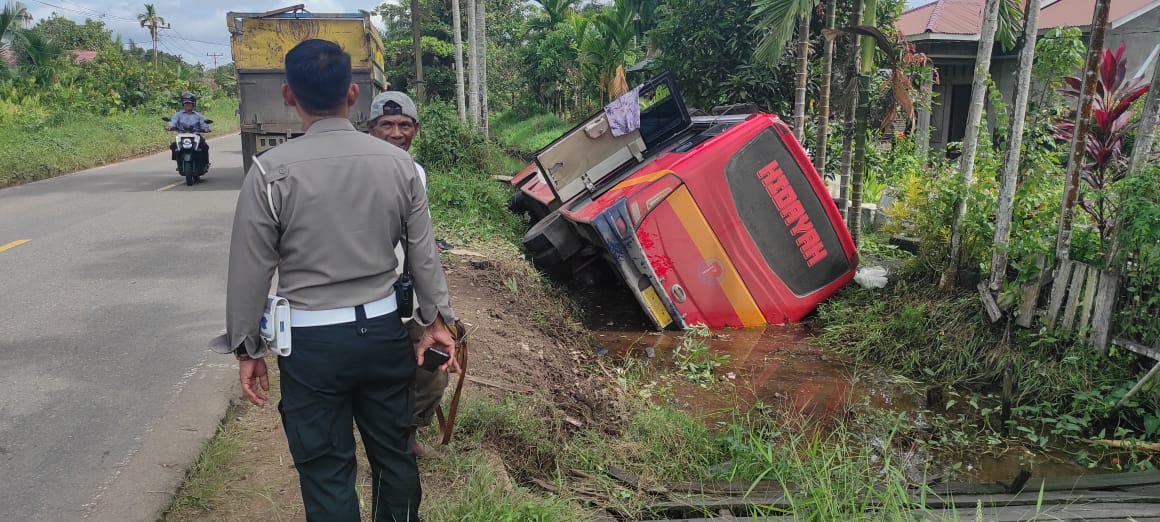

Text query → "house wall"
[1108,8,1160,79]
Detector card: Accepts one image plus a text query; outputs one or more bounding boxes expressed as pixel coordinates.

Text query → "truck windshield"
[725,128,851,296]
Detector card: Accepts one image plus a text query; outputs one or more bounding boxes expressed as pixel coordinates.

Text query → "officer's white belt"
[290,294,398,328]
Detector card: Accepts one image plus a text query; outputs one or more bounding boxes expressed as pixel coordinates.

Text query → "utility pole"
[142,21,170,69]
[207,52,223,68]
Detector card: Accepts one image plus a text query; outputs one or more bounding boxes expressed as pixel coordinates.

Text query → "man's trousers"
[278,308,420,521]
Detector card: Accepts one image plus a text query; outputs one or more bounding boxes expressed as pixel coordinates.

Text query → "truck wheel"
[523,212,583,275]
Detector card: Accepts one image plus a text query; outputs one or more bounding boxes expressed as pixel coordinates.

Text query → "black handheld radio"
[396,215,414,319]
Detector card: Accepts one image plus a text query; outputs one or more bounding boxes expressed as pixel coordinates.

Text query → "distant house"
[898,0,1160,152]
[0,49,99,67]
[66,50,99,64]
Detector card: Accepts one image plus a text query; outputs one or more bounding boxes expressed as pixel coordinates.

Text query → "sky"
[19,0,933,67]
[19,0,376,66]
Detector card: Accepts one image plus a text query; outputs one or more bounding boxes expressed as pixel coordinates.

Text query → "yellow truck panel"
[230,17,382,71]
[226,5,387,172]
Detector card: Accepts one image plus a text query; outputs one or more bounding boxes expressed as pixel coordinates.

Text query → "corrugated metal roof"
[897,0,1157,37]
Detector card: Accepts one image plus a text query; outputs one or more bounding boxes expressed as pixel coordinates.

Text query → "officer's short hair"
[285,39,352,115]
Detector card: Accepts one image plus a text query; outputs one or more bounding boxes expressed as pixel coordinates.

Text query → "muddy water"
[590,322,1099,484]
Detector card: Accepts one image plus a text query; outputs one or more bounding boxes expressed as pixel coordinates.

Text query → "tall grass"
[413,101,526,245]
[491,110,573,155]
[0,98,239,186]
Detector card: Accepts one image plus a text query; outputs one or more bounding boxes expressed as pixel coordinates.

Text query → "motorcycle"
[162,117,213,186]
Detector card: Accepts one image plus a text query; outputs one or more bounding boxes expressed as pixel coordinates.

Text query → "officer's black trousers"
[278,308,420,522]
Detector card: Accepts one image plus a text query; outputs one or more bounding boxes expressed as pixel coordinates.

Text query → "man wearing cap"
[216,39,456,521]
[368,91,449,458]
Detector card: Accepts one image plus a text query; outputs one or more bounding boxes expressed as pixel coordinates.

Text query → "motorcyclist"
[166,92,211,173]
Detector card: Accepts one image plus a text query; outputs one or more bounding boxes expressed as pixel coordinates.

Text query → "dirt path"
[163,250,616,521]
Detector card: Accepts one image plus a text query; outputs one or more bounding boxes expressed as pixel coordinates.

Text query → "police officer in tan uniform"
[366,91,449,458]
[218,39,456,521]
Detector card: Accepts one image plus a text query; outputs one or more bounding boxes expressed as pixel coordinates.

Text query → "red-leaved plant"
[1057,42,1150,244]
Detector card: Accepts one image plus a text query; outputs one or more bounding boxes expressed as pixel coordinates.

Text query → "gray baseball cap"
[370,91,419,122]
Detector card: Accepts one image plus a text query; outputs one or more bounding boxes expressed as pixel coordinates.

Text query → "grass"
[0,98,239,186]
[491,110,574,155]
[163,402,245,517]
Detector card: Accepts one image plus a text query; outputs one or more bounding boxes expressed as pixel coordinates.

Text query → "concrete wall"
[1107,7,1160,81]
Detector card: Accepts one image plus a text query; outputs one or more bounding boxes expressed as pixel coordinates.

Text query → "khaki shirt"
[222,117,454,356]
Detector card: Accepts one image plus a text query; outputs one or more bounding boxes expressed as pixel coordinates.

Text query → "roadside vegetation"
[0,2,237,186]
[162,0,1160,519]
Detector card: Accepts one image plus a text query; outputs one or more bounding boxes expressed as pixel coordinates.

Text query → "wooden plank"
[667,480,795,496]
[925,502,1160,522]
[1090,271,1121,351]
[1079,268,1101,332]
[979,282,1003,323]
[1046,260,1074,328]
[1016,255,1048,328]
[1113,338,1160,361]
[939,470,1160,496]
[921,490,1160,509]
[648,494,792,510]
[1061,263,1088,332]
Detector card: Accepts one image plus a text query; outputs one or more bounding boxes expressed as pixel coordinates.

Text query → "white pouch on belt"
[261,295,292,356]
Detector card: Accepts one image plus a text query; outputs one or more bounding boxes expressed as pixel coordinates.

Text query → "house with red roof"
[898,0,1160,152]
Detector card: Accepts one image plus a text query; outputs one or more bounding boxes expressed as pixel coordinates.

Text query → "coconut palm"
[137,3,165,69]
[452,0,466,121]
[752,0,820,141]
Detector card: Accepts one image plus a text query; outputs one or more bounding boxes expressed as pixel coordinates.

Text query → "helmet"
[179,92,197,106]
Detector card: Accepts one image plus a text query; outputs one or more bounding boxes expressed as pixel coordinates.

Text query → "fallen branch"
[1090,439,1160,452]
[465,375,535,394]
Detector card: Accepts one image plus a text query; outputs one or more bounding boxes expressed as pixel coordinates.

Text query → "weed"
[672,324,730,385]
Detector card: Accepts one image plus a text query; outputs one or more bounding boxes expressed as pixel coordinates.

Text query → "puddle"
[593,324,919,419]
[588,318,1108,485]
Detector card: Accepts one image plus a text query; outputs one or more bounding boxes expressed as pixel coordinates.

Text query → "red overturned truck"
[508,73,858,330]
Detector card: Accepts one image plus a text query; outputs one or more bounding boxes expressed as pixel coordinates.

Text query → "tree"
[411,0,425,103]
[938,0,1001,290]
[1128,50,1160,176]
[452,0,466,121]
[988,0,1043,292]
[137,4,166,69]
[31,15,113,50]
[814,0,836,178]
[468,0,479,126]
[651,0,795,114]
[1053,0,1111,268]
[752,0,820,141]
[846,0,879,244]
[476,0,488,136]
[1,2,29,45]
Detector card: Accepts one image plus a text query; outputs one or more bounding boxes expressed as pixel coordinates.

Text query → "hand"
[416,315,458,372]
[239,357,270,406]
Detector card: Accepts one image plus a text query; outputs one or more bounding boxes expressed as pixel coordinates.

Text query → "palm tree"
[813,0,836,178]
[137,3,165,69]
[988,0,1043,293]
[753,0,820,141]
[467,0,479,126]
[847,0,877,243]
[532,0,579,31]
[938,0,1001,290]
[1052,0,1111,304]
[1,2,30,80]
[452,0,466,122]
[477,0,488,137]
[410,0,424,103]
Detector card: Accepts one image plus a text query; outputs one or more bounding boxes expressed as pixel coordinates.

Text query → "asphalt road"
[0,135,244,521]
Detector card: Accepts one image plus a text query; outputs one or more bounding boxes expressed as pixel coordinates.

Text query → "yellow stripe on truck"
[666,187,766,326]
